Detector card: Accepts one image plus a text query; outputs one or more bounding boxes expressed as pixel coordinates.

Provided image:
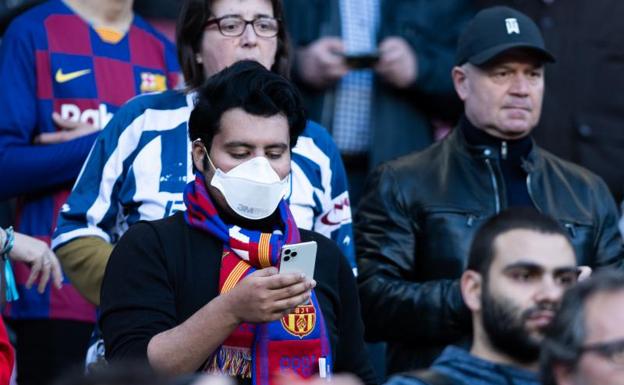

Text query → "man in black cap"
[355,6,624,375]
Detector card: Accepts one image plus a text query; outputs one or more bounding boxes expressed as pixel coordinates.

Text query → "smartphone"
[279,241,317,278]
[343,51,380,69]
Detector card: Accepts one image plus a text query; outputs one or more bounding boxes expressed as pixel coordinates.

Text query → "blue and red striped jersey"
[0,0,181,321]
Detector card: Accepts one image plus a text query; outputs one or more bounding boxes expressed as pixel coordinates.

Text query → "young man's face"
[205,107,291,178]
[481,229,577,363]
[453,50,545,140]
[192,107,291,217]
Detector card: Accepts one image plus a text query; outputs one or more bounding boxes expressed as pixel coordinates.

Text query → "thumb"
[323,38,344,52]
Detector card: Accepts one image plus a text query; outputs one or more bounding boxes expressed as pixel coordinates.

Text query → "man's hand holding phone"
[296,37,349,89]
[223,266,316,324]
[375,36,418,89]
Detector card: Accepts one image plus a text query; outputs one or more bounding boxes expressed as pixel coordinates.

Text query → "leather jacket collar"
[450,117,543,173]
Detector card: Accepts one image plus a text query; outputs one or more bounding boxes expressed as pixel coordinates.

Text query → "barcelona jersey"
[0,0,181,321]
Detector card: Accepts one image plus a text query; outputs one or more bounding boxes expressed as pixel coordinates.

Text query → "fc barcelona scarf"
[184,173,332,384]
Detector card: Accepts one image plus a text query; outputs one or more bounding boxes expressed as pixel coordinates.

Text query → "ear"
[452,66,469,101]
[191,141,207,172]
[461,270,482,312]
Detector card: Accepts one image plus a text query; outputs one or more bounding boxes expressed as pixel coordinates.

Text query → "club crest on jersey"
[140,72,167,93]
[281,303,316,338]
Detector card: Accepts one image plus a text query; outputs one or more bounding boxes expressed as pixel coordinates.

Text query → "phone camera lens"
[284,256,291,261]
[291,252,298,257]
[284,249,291,255]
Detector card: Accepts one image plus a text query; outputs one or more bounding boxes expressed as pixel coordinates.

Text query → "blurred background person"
[0,0,180,383]
[283,0,474,203]
[541,270,624,385]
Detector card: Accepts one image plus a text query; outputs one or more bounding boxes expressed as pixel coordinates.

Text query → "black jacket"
[477,0,624,202]
[355,123,624,374]
[100,212,377,385]
[283,0,473,166]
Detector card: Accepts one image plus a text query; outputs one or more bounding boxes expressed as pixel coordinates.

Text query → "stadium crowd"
[0,1,623,385]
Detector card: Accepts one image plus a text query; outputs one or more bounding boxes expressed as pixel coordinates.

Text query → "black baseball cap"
[455,6,555,66]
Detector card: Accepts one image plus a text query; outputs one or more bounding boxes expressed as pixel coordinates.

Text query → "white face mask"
[208,156,290,220]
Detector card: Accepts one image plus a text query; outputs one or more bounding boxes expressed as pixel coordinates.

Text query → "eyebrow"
[224,142,288,150]
[214,13,274,19]
[502,262,578,275]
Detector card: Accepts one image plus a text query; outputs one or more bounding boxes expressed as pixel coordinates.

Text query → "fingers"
[34,125,100,144]
[273,290,313,315]
[36,113,99,144]
[251,266,278,278]
[375,37,417,88]
[49,253,64,289]
[34,131,67,145]
[25,252,43,290]
[264,271,307,290]
[37,255,52,293]
[319,37,345,54]
[272,278,316,301]
[52,112,81,130]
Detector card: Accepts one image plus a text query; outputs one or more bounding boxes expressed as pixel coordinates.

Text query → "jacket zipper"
[501,141,508,160]
[484,158,501,213]
[526,174,541,212]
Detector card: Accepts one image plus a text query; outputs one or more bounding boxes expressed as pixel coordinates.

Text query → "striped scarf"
[183,173,332,384]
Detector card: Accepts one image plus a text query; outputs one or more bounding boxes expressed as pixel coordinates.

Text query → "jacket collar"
[451,116,543,172]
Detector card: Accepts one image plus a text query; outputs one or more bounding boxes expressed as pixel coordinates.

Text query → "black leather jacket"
[355,124,624,374]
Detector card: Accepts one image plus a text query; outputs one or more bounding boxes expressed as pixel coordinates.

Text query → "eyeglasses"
[581,338,624,366]
[205,16,280,38]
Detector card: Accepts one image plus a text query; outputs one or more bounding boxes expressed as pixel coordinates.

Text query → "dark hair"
[176,0,291,90]
[467,207,572,278]
[188,60,306,151]
[540,270,624,385]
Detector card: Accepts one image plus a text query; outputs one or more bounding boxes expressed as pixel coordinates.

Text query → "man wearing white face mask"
[205,155,291,221]
[98,61,377,385]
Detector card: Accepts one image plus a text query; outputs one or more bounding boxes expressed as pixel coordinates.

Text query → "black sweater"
[100,212,377,385]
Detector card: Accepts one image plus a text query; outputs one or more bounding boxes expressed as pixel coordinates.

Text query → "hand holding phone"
[279,241,317,279]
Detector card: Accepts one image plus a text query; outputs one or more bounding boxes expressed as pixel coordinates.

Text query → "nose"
[508,73,530,96]
[534,276,565,305]
[240,23,258,46]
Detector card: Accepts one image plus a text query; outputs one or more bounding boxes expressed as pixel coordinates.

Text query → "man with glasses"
[541,270,624,385]
[387,207,579,385]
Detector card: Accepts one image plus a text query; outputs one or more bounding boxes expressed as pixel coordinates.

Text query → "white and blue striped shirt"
[52,90,355,268]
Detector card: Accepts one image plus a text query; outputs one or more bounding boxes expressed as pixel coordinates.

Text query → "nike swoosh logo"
[55,68,91,83]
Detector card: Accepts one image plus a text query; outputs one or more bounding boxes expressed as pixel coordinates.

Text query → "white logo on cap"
[505,18,520,34]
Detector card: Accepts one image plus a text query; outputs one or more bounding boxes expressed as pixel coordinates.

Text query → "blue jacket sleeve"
[0,19,98,200]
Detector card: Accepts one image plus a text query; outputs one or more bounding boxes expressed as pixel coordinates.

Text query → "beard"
[481,284,555,364]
